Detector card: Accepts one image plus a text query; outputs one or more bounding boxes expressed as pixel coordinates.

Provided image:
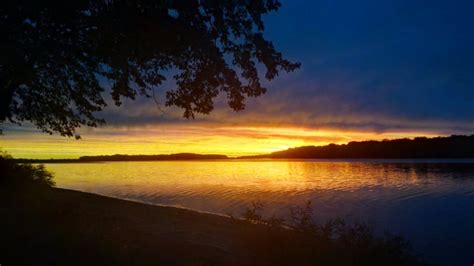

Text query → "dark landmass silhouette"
[14,153,228,163]
[239,135,474,159]
[79,153,229,161]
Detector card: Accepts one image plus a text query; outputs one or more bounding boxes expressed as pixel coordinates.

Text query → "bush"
[241,201,426,266]
[0,152,55,188]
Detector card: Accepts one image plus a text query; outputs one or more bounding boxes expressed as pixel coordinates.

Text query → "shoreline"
[0,187,259,265]
[57,188,240,221]
[14,157,474,164]
[0,187,425,265]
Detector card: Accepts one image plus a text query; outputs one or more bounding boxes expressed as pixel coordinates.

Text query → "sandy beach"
[0,186,424,266]
[1,187,263,265]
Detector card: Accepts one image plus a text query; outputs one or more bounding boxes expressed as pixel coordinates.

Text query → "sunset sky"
[1,0,473,159]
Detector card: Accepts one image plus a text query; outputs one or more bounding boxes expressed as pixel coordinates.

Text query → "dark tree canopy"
[240,135,474,159]
[0,0,299,138]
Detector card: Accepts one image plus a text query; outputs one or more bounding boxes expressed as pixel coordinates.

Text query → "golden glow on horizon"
[0,125,443,159]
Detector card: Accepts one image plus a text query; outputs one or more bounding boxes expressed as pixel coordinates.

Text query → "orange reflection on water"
[46,160,450,199]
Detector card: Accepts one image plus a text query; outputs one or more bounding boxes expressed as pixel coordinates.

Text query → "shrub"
[241,201,426,265]
[0,152,55,188]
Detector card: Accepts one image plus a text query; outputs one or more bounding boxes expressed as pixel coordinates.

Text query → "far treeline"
[13,153,228,163]
[79,153,228,162]
[240,135,474,159]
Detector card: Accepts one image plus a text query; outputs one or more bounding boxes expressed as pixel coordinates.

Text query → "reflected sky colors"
[46,160,474,215]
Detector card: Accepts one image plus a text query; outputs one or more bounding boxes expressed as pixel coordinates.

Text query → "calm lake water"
[45,159,474,265]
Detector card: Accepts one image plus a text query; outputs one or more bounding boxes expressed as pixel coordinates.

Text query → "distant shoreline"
[13,153,230,163]
[12,157,474,164]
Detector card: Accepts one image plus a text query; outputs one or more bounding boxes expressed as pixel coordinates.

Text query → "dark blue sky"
[253,0,473,132]
[92,0,473,134]
[97,0,473,133]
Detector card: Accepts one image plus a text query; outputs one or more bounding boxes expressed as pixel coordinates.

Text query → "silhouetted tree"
[241,135,474,159]
[0,0,299,138]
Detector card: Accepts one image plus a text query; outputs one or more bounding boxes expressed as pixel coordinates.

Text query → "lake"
[45,159,474,265]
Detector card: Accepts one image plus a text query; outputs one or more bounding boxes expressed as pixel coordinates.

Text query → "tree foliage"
[0,0,299,138]
[242,135,474,159]
[0,152,55,188]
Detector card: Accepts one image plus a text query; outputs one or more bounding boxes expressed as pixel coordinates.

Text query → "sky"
[1,0,473,158]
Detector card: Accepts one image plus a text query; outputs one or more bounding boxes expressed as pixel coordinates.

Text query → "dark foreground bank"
[0,187,427,266]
